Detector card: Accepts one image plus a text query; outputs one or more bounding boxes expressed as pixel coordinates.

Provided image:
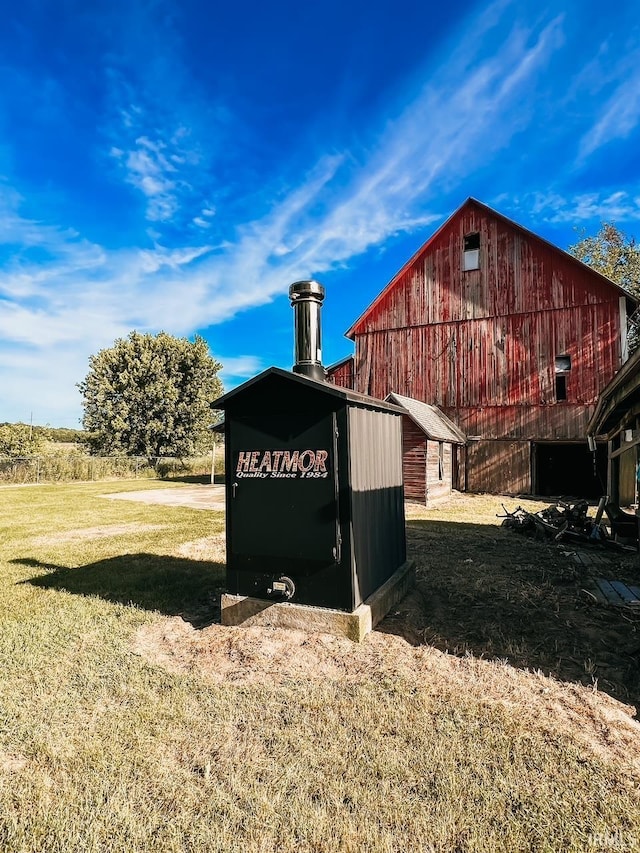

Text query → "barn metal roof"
[385,393,466,444]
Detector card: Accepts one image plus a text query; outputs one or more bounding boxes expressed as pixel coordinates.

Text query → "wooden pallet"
[569,551,617,569]
[591,578,640,607]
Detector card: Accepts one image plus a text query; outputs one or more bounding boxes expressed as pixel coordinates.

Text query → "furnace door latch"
[267,576,295,600]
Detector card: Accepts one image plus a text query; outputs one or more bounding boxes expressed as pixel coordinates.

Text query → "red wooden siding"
[466,440,531,494]
[402,417,427,502]
[354,303,621,411]
[327,356,354,389]
[401,416,455,503]
[350,202,629,335]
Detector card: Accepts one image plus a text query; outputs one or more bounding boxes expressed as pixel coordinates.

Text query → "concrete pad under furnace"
[221,560,415,642]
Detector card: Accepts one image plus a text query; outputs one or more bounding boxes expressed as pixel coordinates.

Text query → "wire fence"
[0,451,225,485]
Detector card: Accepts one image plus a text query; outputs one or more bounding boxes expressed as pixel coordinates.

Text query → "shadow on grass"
[156,473,226,485]
[16,554,226,628]
[157,473,211,485]
[378,518,640,709]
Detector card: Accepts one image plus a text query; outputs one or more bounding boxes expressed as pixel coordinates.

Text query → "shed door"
[229,413,340,574]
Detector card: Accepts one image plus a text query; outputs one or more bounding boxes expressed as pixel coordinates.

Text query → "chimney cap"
[289,280,325,302]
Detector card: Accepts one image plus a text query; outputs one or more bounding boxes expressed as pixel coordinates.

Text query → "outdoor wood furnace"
[214,281,407,613]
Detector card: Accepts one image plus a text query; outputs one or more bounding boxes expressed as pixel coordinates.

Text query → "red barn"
[330,198,637,497]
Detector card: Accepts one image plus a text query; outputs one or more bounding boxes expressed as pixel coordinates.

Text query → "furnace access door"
[229,412,340,576]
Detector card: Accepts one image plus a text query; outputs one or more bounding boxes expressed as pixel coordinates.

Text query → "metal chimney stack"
[289,280,326,382]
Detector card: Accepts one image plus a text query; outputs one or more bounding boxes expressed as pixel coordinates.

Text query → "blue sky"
[2,0,640,427]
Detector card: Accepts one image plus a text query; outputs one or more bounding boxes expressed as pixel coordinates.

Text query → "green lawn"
[0,483,639,852]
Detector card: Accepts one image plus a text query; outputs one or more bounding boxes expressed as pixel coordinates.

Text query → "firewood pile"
[499,499,637,550]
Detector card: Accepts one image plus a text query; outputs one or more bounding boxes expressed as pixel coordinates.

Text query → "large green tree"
[568,222,640,299]
[79,332,223,458]
[569,222,640,352]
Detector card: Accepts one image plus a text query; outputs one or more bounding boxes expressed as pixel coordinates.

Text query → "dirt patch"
[101,485,225,510]
[0,752,28,773]
[133,492,640,777]
[133,607,640,778]
[32,523,166,545]
[403,504,640,707]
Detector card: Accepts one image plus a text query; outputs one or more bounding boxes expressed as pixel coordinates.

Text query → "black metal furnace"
[213,281,407,613]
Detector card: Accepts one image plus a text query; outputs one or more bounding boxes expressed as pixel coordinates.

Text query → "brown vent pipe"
[289,280,326,382]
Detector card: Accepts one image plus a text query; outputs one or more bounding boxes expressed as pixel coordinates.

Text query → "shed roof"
[346,197,637,339]
[385,393,466,444]
[587,349,640,438]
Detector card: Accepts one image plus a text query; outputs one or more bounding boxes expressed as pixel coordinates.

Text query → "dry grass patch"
[175,533,226,562]
[133,610,640,779]
[405,492,640,705]
[0,752,28,773]
[2,484,640,852]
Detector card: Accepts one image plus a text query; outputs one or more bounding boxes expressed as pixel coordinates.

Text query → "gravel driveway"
[102,484,226,510]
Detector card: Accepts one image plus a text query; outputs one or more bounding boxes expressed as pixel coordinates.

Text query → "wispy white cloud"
[192,206,216,229]
[136,244,214,274]
[110,126,201,222]
[219,355,263,382]
[578,55,640,160]
[194,6,564,300]
[0,344,91,427]
[516,189,640,224]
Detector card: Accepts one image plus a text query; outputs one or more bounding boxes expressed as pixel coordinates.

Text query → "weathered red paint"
[400,416,454,504]
[326,355,354,388]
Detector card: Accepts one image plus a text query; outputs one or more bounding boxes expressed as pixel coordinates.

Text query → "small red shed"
[386,392,466,504]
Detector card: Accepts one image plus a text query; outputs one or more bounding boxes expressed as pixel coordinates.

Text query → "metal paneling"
[229,414,339,567]
[218,368,406,613]
[348,407,406,605]
[349,407,403,491]
[226,410,349,610]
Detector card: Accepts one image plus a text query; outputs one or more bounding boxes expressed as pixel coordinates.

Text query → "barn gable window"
[463,233,480,271]
[555,354,571,402]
